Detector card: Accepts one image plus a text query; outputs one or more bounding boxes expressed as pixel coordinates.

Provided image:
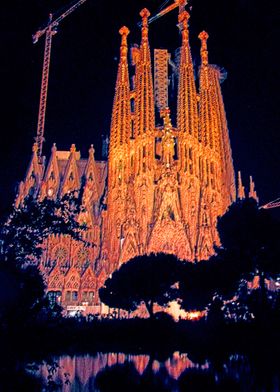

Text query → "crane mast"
[33,0,88,162]
[35,15,55,161]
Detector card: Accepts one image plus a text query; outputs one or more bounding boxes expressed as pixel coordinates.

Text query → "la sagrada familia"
[15,7,258,309]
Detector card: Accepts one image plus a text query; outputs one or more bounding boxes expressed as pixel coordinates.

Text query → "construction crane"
[259,197,280,209]
[33,0,88,162]
[137,0,187,27]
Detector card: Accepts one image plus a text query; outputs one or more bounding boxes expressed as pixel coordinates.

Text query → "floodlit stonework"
[16,8,242,308]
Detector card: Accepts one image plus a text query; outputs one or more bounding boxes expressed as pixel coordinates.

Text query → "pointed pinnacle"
[32,142,38,153]
[89,144,95,156]
[237,170,245,199]
[198,30,209,41]
[119,25,130,39]
[178,11,190,42]
[178,10,190,25]
[119,26,130,59]
[51,143,57,153]
[199,31,209,66]
[140,8,151,20]
[140,8,150,42]
[70,144,76,153]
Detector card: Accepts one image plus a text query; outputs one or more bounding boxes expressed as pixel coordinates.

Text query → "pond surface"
[26,351,279,391]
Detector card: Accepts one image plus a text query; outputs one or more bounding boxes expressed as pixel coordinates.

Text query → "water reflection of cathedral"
[16,6,258,309]
[37,352,209,389]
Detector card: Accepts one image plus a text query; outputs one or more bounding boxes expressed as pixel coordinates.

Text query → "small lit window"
[72,291,78,301]
[89,291,95,301]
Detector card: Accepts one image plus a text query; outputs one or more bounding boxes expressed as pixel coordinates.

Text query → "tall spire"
[134,8,155,139]
[210,65,236,205]
[108,26,131,187]
[105,26,132,266]
[177,11,198,140]
[198,31,215,148]
[198,30,235,207]
[237,171,245,200]
[249,175,259,203]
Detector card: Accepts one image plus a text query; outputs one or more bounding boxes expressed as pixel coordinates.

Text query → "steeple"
[15,142,44,206]
[41,142,60,199]
[60,144,80,195]
[108,26,131,187]
[198,31,215,148]
[177,11,198,140]
[198,30,236,207]
[105,26,132,266]
[84,144,99,199]
[134,8,155,150]
[249,175,259,203]
[237,171,245,200]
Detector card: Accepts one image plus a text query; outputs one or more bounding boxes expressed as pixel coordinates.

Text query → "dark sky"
[0,0,279,218]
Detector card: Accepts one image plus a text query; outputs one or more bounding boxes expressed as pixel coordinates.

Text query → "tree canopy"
[180,198,280,313]
[0,192,86,328]
[99,253,183,318]
[0,192,86,266]
[217,198,280,279]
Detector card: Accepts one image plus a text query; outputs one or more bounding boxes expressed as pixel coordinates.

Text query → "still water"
[26,352,279,391]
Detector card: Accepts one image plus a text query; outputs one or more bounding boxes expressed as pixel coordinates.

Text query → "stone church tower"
[16,8,238,308]
[101,9,236,271]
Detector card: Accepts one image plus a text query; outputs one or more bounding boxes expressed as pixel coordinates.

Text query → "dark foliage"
[217,198,280,279]
[0,192,86,266]
[0,259,46,330]
[180,198,280,314]
[99,253,183,317]
[0,192,86,330]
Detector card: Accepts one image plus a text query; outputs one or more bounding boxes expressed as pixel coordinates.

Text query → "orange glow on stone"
[17,6,237,310]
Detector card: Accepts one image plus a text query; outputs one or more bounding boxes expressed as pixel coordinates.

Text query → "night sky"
[0,0,279,218]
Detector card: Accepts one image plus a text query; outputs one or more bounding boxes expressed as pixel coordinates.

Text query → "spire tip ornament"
[178,10,190,25]
[198,30,209,41]
[140,8,151,19]
[32,142,39,154]
[199,30,209,66]
[119,25,130,37]
[89,144,95,155]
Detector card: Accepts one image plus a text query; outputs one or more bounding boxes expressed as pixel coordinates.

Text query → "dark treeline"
[0,196,279,390]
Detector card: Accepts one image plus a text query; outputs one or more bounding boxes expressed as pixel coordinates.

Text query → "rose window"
[75,248,89,268]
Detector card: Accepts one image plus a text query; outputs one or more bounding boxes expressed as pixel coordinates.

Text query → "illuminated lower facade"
[16,7,255,310]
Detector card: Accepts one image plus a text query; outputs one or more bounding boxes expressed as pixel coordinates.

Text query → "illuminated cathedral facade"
[16,8,256,309]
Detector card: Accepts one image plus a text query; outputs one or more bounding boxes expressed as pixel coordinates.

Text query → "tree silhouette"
[217,198,280,290]
[1,191,86,266]
[0,260,46,329]
[180,198,280,314]
[99,253,182,318]
[0,192,86,328]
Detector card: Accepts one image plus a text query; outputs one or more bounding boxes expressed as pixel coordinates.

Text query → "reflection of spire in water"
[152,360,161,373]
[128,354,150,375]
[107,352,119,367]
[61,355,76,384]
[165,351,209,380]
[37,351,209,388]
[76,355,95,386]
[92,353,108,376]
